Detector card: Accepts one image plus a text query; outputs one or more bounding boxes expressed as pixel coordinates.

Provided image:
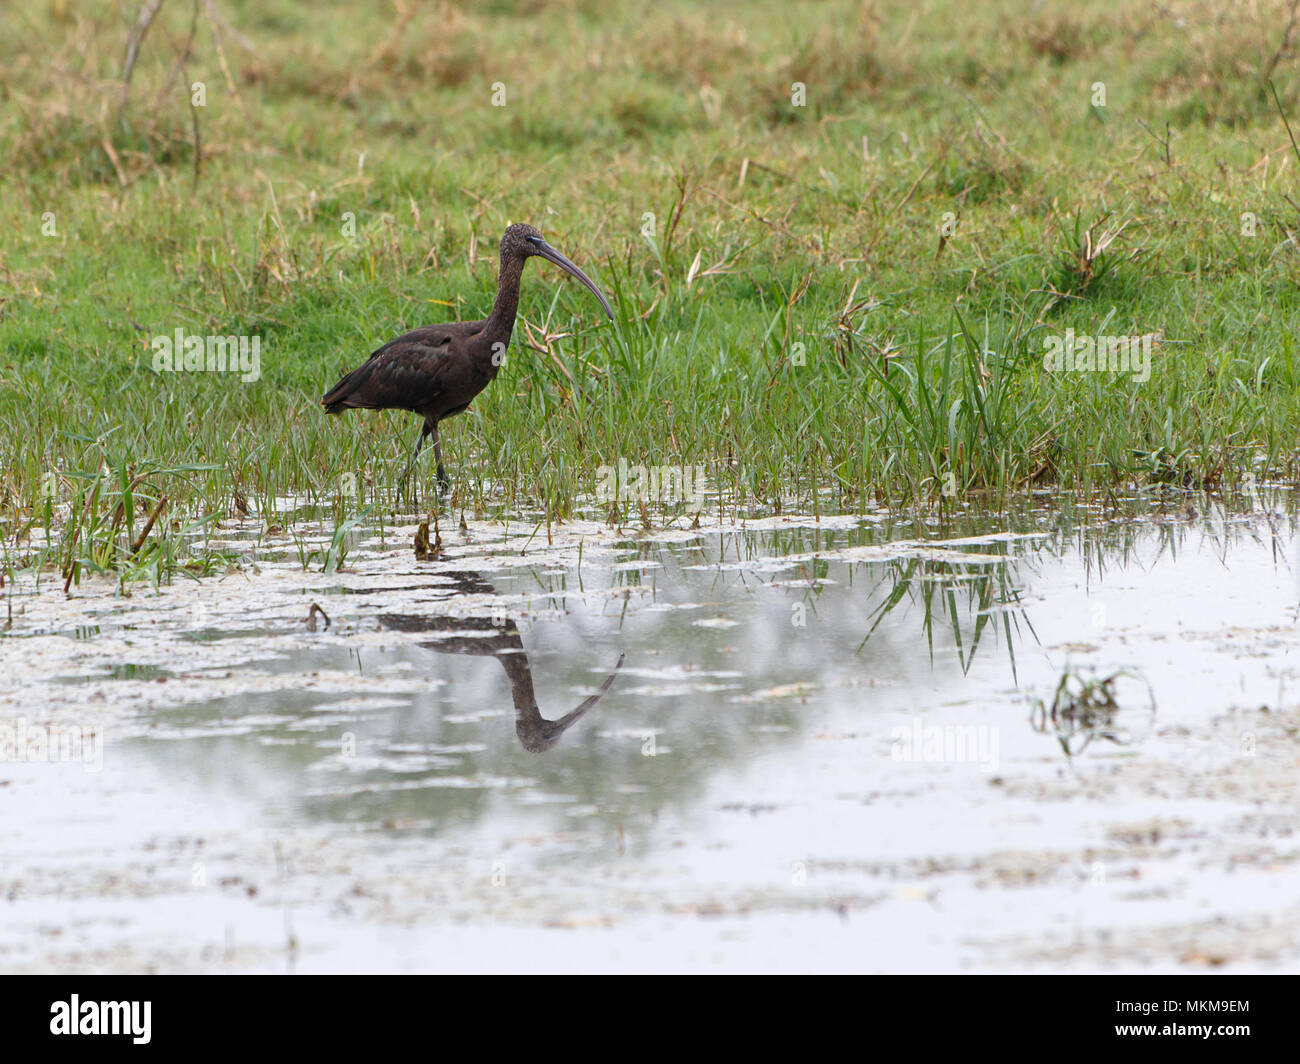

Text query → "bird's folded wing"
[323,340,456,411]
[365,324,456,361]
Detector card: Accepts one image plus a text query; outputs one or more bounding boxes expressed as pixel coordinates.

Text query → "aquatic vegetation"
[1030,668,1157,757]
[1,0,1298,585]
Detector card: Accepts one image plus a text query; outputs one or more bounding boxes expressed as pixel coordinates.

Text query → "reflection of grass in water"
[1030,669,1156,758]
[858,547,1038,681]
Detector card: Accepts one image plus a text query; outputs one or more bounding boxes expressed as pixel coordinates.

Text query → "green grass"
[2,0,1300,584]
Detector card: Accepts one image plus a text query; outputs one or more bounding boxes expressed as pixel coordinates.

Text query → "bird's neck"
[500,652,549,750]
[484,253,526,342]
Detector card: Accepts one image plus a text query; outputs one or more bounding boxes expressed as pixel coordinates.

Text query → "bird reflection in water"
[378,572,623,752]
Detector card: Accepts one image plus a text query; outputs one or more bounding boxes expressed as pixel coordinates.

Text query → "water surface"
[2,492,1297,971]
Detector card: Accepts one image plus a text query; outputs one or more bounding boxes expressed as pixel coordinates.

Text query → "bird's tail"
[321,361,374,414]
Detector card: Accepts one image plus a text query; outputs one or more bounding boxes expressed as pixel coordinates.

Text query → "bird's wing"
[323,333,464,413]
[365,324,458,362]
[325,321,488,412]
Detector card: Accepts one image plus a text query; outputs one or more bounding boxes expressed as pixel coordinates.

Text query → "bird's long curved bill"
[542,652,625,744]
[535,240,615,320]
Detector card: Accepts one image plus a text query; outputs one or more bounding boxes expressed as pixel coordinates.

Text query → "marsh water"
[2,490,1298,972]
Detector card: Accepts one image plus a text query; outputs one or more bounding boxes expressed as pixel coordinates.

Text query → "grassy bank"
[2,0,1299,584]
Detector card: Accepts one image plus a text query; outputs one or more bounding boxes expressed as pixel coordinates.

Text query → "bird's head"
[500,222,614,321]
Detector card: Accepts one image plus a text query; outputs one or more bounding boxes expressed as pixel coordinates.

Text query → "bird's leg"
[431,425,451,493]
[401,422,431,503]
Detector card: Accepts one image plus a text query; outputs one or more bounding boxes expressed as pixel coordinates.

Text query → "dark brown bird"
[322,222,614,490]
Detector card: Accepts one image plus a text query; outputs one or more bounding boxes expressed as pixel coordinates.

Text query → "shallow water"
[2,492,1298,972]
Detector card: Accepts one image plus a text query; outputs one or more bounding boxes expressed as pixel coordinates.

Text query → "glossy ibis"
[322,223,614,492]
